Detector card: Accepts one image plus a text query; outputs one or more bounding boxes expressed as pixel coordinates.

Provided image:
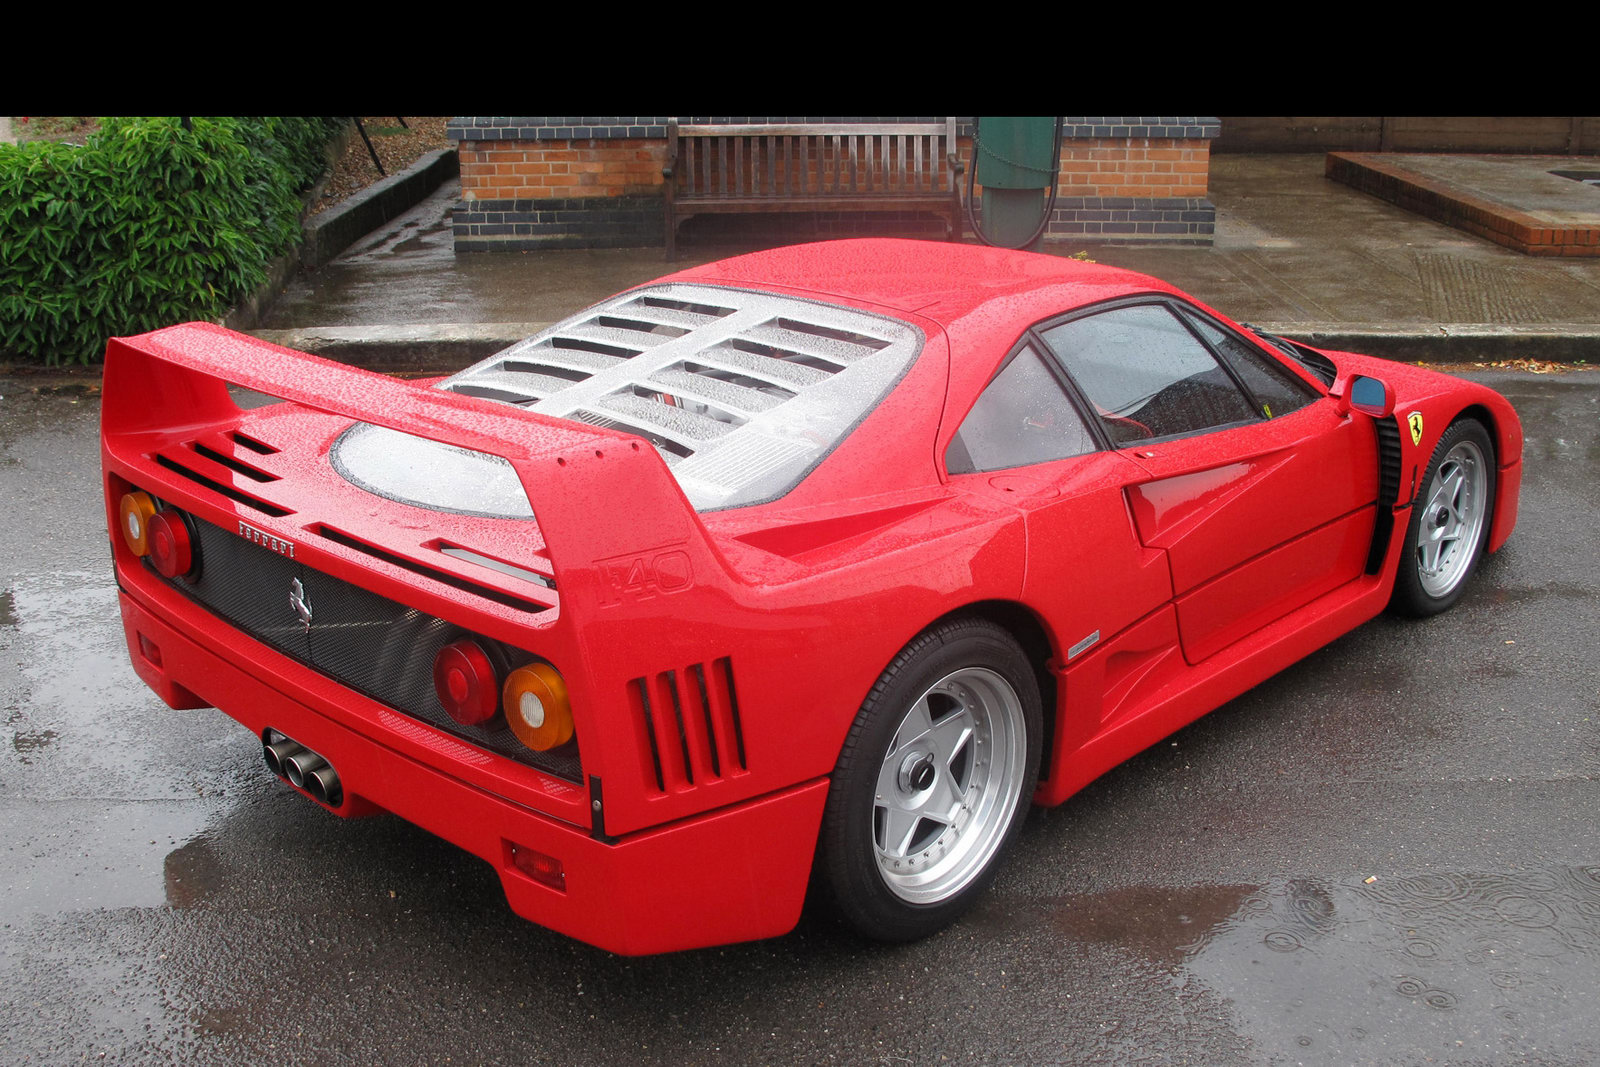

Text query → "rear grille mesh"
[628,657,746,793]
[152,508,581,782]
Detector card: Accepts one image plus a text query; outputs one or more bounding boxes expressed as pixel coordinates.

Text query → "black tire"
[816,618,1042,942]
[1390,418,1496,618]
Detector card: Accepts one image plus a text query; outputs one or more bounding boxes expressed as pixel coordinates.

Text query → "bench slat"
[677,123,948,137]
[663,119,963,259]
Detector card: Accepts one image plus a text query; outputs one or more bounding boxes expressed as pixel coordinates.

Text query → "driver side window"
[1039,304,1258,446]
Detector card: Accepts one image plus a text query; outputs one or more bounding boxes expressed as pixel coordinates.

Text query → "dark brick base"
[1043,196,1215,244]
[453,195,1216,251]
[676,210,953,247]
[452,196,662,252]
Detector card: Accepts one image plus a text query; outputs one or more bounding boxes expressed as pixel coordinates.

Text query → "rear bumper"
[118,590,827,955]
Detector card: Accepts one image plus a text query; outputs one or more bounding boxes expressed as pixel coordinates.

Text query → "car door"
[1036,299,1378,665]
[942,338,1178,769]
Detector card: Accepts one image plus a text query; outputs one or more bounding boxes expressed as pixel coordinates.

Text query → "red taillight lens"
[146,510,195,579]
[433,640,500,725]
[118,491,157,556]
[502,662,573,752]
[510,843,566,891]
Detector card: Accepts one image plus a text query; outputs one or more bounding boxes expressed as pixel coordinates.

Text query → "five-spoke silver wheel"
[818,619,1041,941]
[1392,418,1497,617]
[1415,438,1488,599]
[872,667,1027,904]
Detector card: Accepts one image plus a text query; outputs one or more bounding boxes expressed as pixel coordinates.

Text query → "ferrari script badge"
[1408,411,1424,446]
[289,577,313,632]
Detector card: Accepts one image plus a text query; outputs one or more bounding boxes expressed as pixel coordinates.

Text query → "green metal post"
[974,117,1059,251]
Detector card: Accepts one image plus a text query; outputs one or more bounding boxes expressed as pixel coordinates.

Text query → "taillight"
[432,640,500,725]
[503,663,573,751]
[146,509,197,580]
[118,491,157,556]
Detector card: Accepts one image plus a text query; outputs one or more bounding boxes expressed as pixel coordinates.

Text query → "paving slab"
[252,154,1600,372]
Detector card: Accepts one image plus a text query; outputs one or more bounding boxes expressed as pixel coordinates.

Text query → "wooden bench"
[662,120,964,260]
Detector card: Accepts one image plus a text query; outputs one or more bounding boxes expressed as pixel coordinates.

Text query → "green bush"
[0,116,344,366]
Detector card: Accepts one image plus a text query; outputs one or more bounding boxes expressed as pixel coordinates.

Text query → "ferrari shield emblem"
[1407,411,1424,446]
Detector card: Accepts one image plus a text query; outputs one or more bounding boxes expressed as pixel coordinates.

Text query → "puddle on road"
[1044,868,1600,1063]
[1046,883,1255,963]
[3,570,156,782]
[163,833,228,908]
[1484,581,1594,607]
[12,727,59,761]
[1,569,223,917]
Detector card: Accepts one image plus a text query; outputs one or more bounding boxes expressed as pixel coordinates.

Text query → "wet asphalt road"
[1,371,1597,1066]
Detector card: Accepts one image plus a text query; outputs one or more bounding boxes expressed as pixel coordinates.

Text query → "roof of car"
[667,238,1179,331]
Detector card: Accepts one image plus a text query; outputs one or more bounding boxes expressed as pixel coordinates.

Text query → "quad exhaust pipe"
[262,731,343,807]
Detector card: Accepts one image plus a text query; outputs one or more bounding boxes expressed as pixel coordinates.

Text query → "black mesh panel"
[148,505,581,782]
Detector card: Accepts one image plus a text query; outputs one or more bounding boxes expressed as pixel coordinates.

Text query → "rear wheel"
[817,618,1041,941]
[1391,418,1495,617]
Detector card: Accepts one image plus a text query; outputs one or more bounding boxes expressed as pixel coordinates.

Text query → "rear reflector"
[137,633,162,667]
[510,843,566,891]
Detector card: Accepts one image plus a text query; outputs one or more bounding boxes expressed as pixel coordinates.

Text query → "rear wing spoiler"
[101,322,737,607]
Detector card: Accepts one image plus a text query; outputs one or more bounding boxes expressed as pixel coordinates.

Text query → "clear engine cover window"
[332,284,924,515]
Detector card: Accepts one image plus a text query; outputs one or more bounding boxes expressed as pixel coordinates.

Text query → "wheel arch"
[924,599,1060,781]
[1455,401,1503,462]
[1448,400,1517,554]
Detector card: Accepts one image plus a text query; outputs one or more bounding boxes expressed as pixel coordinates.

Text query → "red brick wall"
[458,139,668,201]
[458,136,1210,203]
[1054,138,1210,199]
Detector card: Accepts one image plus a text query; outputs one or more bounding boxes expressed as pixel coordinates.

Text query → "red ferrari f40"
[102,240,1521,953]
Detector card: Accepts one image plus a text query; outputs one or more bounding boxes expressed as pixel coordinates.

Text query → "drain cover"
[1550,169,1600,186]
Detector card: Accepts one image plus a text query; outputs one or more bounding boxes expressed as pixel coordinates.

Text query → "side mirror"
[1336,375,1393,418]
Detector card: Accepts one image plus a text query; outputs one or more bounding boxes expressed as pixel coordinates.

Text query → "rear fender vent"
[231,431,277,455]
[313,525,552,613]
[153,453,292,517]
[188,440,277,482]
[628,658,746,793]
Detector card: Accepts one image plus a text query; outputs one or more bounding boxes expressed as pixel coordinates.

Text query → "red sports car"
[101,239,1522,954]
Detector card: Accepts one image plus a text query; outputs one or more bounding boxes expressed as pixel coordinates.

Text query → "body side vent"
[628,657,746,794]
[1365,415,1404,574]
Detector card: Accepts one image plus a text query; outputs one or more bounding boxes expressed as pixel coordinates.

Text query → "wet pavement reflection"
[1175,869,1600,1063]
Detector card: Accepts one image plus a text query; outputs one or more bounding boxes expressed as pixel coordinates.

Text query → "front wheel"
[817,618,1041,942]
[1390,418,1496,617]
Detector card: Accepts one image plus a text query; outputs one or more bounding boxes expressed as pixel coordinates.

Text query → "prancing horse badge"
[1407,411,1424,446]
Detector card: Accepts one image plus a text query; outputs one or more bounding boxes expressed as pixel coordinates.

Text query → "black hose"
[964,117,1066,250]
